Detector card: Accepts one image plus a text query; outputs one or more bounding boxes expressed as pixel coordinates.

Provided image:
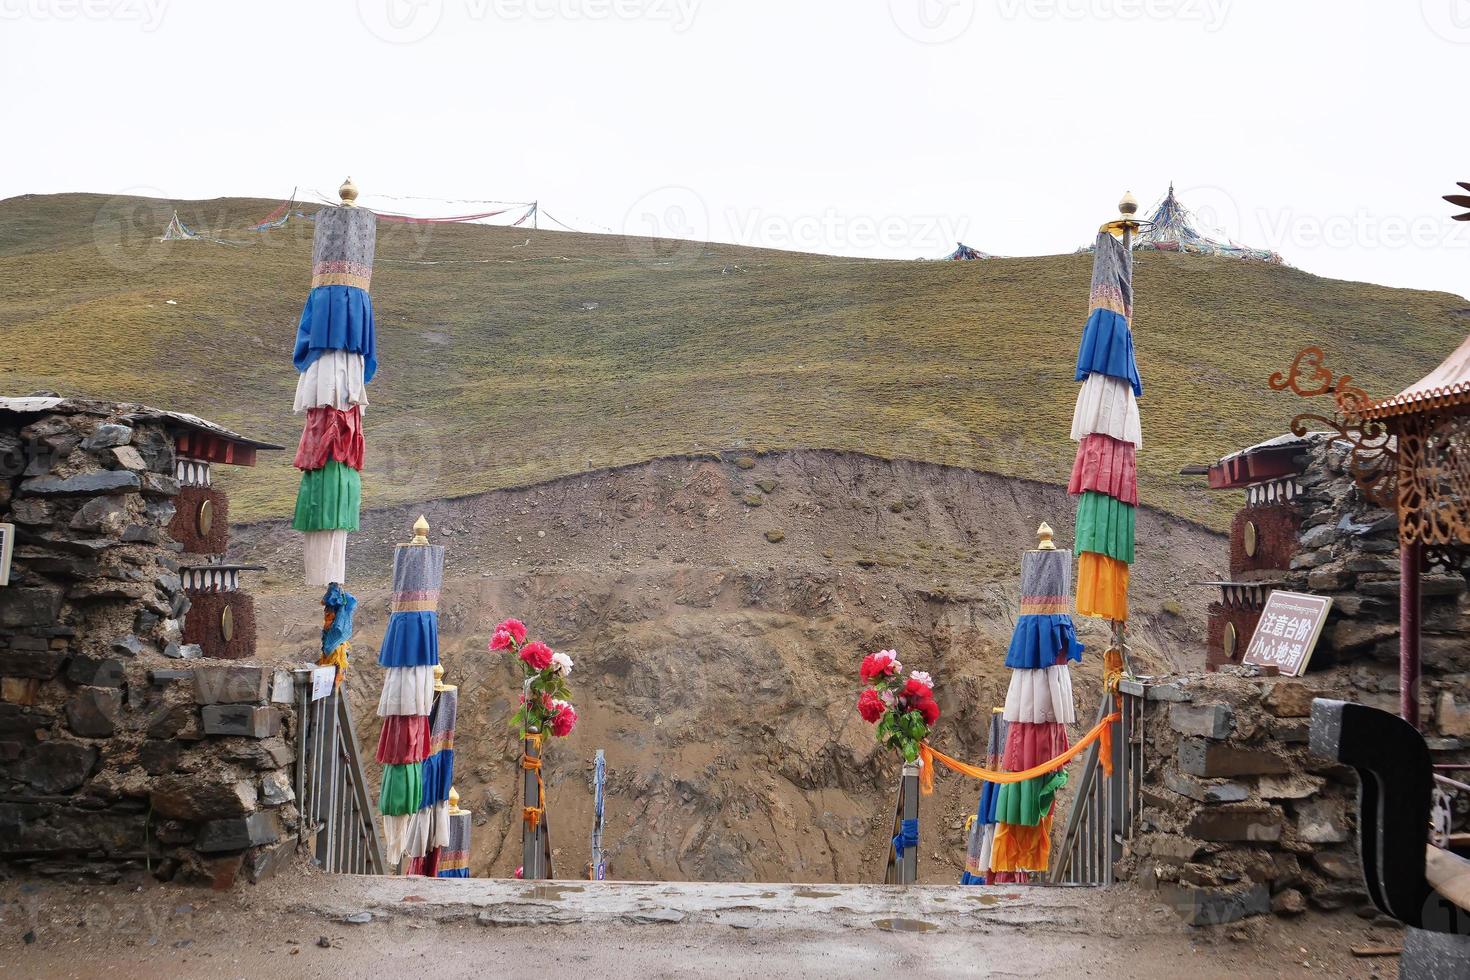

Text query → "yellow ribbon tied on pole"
[918,712,1120,796]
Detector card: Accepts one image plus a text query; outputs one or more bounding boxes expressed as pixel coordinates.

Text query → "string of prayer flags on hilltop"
[1071,230,1142,622]
[376,518,446,869]
[292,179,376,587]
[988,529,1082,878]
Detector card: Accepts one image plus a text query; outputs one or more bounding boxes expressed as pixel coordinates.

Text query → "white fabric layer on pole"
[302,530,348,586]
[977,823,997,877]
[1070,373,1142,447]
[377,666,436,717]
[1002,665,1077,724]
[402,801,451,857]
[381,811,432,866]
[294,350,370,413]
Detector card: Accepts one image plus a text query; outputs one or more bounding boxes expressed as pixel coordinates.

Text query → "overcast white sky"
[3,0,1469,296]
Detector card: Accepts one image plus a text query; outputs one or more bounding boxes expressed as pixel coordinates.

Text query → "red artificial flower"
[519,640,553,671]
[496,618,528,645]
[489,628,514,652]
[916,697,940,726]
[904,676,933,699]
[550,703,578,738]
[857,688,885,724]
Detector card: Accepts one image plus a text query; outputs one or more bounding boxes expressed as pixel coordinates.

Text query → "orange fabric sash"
[918,712,1120,795]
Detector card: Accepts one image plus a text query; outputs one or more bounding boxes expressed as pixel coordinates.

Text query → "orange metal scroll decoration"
[1267,346,1396,509]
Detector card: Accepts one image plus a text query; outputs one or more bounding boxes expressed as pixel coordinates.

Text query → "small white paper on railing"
[310,665,337,701]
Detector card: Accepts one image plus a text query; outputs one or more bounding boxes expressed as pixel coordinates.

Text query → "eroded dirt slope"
[235,450,1224,882]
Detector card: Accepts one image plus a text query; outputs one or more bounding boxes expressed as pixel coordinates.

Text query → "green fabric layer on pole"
[292,460,362,532]
[380,762,423,815]
[992,770,1068,827]
[1074,490,1135,564]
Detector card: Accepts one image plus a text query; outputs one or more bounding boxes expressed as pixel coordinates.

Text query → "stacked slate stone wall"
[0,399,301,885]
[1121,671,1368,926]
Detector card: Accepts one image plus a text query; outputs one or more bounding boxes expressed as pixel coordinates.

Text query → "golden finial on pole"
[339,176,359,207]
[448,786,464,814]
[1101,189,1145,240]
[410,515,430,545]
[1036,522,1056,551]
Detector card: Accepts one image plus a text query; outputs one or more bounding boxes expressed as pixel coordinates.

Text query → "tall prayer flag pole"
[1073,193,1145,662]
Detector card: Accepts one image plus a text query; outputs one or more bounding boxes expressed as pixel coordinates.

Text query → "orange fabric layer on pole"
[991,815,1054,872]
[919,712,1119,795]
[1076,551,1129,621]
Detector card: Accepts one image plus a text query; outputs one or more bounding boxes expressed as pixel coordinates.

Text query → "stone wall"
[0,399,302,885]
[1121,670,1368,926]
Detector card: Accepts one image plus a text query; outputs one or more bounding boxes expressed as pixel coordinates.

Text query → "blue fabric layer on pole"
[292,284,378,382]
[421,748,454,806]
[892,818,919,859]
[437,868,470,878]
[1004,614,1084,669]
[321,583,357,653]
[978,779,1002,825]
[1075,308,1142,396]
[377,611,440,667]
[960,871,985,885]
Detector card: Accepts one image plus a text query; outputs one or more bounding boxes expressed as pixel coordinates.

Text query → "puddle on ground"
[794,889,840,899]
[873,918,940,933]
[971,894,1001,906]
[526,885,586,901]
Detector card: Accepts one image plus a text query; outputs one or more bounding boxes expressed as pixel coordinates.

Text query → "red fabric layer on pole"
[376,714,430,764]
[1068,433,1138,505]
[295,405,365,471]
[1002,721,1071,772]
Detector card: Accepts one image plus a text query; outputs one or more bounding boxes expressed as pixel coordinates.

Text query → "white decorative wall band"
[175,458,213,488]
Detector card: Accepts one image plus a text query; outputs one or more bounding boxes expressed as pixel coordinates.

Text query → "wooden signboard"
[0,523,13,587]
[1242,590,1333,676]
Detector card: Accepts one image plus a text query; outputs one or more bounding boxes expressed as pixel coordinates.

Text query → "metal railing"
[1050,681,1146,885]
[292,666,387,875]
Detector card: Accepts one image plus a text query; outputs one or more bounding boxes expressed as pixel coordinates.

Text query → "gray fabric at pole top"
[391,544,445,594]
[1020,548,1073,599]
[1090,231,1132,310]
[313,205,378,270]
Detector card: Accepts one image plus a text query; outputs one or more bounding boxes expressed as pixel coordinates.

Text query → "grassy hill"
[1,192,1465,528]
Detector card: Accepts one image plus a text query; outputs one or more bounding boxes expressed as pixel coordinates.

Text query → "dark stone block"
[1170,703,1234,740]
[140,473,179,498]
[66,656,125,688]
[1178,738,1291,777]
[150,774,257,821]
[0,703,52,740]
[148,669,193,684]
[0,801,147,858]
[220,736,294,770]
[65,689,122,737]
[201,705,279,739]
[1186,804,1284,843]
[246,839,297,882]
[138,739,181,776]
[146,702,196,739]
[196,811,282,853]
[19,471,141,496]
[1164,770,1249,803]
[111,634,154,657]
[69,495,129,533]
[192,665,268,706]
[0,587,62,628]
[81,423,133,450]
[16,741,99,793]
[2,648,67,679]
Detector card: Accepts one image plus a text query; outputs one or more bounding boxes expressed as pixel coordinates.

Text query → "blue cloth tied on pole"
[892,818,919,860]
[321,583,357,653]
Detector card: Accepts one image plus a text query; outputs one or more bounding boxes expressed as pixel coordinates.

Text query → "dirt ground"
[232,450,1226,882]
[0,872,1403,979]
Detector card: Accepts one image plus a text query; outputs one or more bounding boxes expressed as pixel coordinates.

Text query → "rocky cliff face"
[239,450,1224,882]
